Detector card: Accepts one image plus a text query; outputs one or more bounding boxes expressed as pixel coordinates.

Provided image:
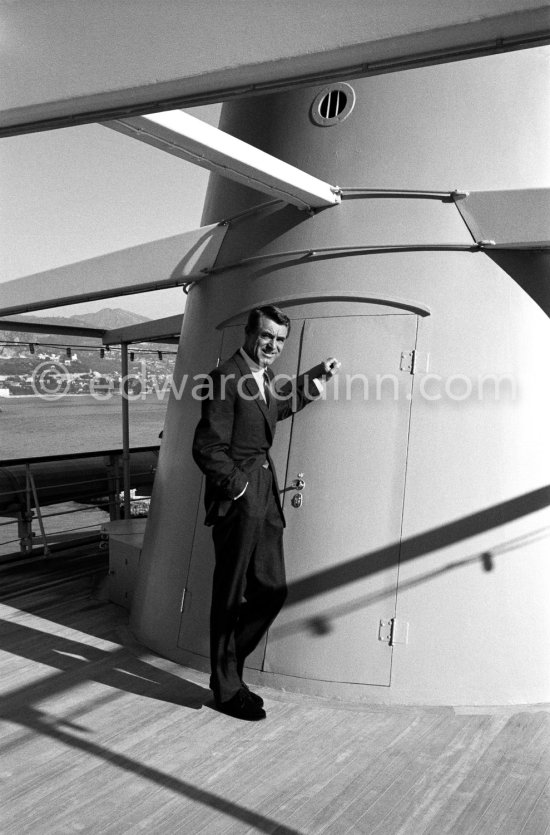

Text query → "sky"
[0,104,221,320]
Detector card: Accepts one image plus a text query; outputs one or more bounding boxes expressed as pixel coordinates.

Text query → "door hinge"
[180,587,187,613]
[378,618,409,646]
[400,350,429,374]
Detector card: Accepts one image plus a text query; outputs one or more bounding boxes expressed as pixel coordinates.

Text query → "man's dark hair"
[245,305,291,336]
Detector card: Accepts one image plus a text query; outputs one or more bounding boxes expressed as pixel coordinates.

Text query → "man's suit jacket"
[192,350,318,526]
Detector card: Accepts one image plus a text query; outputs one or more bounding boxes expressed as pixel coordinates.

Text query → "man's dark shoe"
[241,681,264,707]
[216,688,266,721]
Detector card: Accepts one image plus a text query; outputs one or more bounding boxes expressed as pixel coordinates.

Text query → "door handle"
[291,473,306,491]
[289,473,305,508]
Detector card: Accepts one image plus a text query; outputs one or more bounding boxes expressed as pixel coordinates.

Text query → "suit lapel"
[233,351,275,439]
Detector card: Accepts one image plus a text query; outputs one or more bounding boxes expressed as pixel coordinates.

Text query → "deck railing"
[0,446,158,559]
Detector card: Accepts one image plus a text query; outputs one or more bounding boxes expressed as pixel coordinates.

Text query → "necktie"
[263,370,271,406]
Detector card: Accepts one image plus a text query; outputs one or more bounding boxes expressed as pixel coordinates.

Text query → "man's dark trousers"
[210,463,286,702]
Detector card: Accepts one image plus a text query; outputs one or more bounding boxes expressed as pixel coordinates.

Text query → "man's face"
[243,315,288,367]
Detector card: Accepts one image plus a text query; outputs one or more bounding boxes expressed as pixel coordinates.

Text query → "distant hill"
[66,308,151,330]
[0,308,153,345]
[4,308,150,333]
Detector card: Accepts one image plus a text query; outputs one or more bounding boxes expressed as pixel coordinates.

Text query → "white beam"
[104,111,340,210]
[0,225,227,317]
[102,315,184,346]
[1,1,548,135]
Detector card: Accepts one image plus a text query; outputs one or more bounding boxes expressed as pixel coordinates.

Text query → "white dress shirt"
[239,348,270,402]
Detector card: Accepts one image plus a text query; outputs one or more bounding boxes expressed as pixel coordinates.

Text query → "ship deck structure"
[1,2,550,831]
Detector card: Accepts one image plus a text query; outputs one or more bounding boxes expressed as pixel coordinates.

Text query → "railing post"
[18,512,33,555]
[121,342,131,519]
[25,463,50,556]
[105,454,121,521]
[18,464,34,554]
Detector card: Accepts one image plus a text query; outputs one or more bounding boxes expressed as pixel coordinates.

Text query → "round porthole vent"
[311,83,356,126]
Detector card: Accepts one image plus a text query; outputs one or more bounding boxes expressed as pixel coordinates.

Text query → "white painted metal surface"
[105,112,340,210]
[131,56,550,705]
[0,225,227,316]
[1,1,548,134]
[455,188,550,247]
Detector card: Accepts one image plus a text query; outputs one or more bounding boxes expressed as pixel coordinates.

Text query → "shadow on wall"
[270,485,550,640]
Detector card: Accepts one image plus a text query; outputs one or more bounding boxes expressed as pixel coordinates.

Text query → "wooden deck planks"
[311,713,470,833]
[1,579,548,835]
[518,778,550,835]
[334,715,498,834]
[267,711,446,834]
[423,712,550,835]
[193,707,392,833]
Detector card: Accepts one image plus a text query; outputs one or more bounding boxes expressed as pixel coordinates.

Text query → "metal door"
[263,314,417,685]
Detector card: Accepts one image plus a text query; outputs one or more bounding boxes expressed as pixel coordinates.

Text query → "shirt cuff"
[312,378,324,396]
[233,482,248,500]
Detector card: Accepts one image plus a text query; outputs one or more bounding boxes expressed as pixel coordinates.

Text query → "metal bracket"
[378,619,393,643]
[400,351,414,373]
[378,618,409,646]
[400,350,429,375]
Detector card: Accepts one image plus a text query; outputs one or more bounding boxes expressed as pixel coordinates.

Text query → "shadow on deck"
[0,570,548,835]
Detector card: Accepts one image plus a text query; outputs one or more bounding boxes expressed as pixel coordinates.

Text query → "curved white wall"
[132,52,550,705]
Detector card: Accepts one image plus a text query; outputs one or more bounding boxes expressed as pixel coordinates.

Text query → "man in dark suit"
[193,304,339,720]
